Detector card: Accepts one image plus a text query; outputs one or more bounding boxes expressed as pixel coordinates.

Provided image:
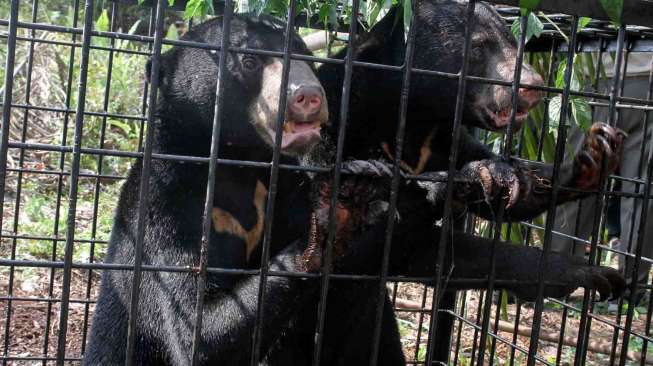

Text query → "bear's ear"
[355,7,402,61]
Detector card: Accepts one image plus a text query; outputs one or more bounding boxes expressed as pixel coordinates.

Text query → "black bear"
[84,6,624,366]
[306,0,627,363]
[83,14,335,365]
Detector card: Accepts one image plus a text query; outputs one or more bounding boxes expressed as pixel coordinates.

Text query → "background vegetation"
[1,0,644,364]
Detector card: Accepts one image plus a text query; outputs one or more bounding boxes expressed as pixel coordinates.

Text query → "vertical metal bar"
[412,286,430,362]
[487,283,505,365]
[43,0,81,360]
[477,13,529,364]
[618,40,653,366]
[249,1,298,363]
[124,0,167,364]
[638,56,653,366]
[574,24,627,366]
[55,0,95,363]
[619,122,653,366]
[6,0,39,362]
[0,1,19,363]
[608,47,634,366]
[80,1,118,354]
[307,1,360,364]
[509,300,523,366]
[424,1,476,364]
[522,35,558,366]
[607,26,627,128]
[452,292,467,366]
[575,47,612,365]
[190,0,234,364]
[138,8,157,153]
[524,16,579,366]
[367,1,418,364]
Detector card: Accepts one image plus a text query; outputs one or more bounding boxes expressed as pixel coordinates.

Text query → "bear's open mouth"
[484,106,529,130]
[263,120,322,152]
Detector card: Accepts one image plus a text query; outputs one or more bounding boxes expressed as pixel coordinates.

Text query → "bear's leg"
[83,282,129,365]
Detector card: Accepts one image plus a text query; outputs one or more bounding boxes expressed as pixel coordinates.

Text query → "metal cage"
[1,0,653,365]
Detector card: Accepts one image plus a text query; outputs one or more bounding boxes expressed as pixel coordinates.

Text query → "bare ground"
[1,268,651,365]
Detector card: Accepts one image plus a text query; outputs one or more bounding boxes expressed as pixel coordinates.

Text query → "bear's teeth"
[283,121,293,133]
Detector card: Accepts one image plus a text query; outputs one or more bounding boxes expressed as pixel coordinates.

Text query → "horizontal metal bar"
[0,256,613,289]
[0,356,82,362]
[3,22,653,108]
[6,167,125,180]
[5,141,330,172]
[444,310,554,366]
[0,102,147,121]
[0,232,108,245]
[546,297,653,343]
[0,33,152,56]
[519,221,653,265]
[485,0,653,28]
[0,295,95,304]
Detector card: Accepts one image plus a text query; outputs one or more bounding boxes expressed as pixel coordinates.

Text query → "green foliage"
[402,0,412,33]
[579,16,592,29]
[185,0,214,19]
[96,9,110,32]
[0,3,148,264]
[599,0,623,24]
[511,11,544,44]
[518,0,541,16]
[548,56,593,133]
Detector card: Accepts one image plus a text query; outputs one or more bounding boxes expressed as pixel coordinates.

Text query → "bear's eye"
[242,56,259,71]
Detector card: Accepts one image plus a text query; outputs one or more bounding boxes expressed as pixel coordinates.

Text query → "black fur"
[84,14,321,365]
[309,0,626,363]
[84,4,625,366]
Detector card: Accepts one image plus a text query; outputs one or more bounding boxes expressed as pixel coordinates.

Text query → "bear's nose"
[288,85,323,122]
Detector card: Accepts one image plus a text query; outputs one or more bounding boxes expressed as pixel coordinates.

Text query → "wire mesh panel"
[0,0,652,365]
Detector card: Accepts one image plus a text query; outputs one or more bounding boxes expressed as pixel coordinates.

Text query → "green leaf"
[96,9,110,32]
[555,57,581,91]
[318,2,338,30]
[138,0,145,4]
[168,0,175,6]
[519,0,540,15]
[571,98,592,131]
[127,20,142,36]
[511,12,543,44]
[108,119,132,136]
[599,0,623,24]
[163,23,179,51]
[511,18,519,40]
[578,16,592,30]
[184,0,211,19]
[548,95,562,136]
[367,0,392,28]
[206,0,215,16]
[165,22,179,40]
[403,0,412,35]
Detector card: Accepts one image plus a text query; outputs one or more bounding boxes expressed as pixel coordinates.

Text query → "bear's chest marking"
[380,126,437,175]
[211,180,268,260]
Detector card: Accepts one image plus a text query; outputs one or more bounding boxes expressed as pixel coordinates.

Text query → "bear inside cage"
[0,0,652,365]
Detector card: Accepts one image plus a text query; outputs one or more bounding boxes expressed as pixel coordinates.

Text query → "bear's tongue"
[281,129,321,151]
[283,120,320,133]
[268,121,322,151]
[292,121,317,133]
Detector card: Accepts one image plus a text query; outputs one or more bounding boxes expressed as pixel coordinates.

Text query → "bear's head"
[149,14,328,158]
[356,0,544,133]
[412,0,545,131]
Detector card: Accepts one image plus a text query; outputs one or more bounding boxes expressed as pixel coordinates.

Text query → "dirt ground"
[0,267,99,365]
[1,266,651,365]
[392,282,653,365]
